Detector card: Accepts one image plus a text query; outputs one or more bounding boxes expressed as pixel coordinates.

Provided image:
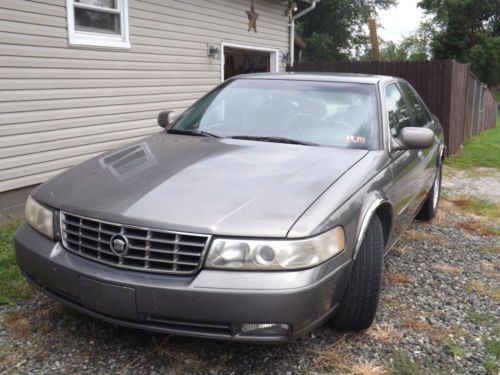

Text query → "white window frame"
[220,43,280,81]
[66,0,130,49]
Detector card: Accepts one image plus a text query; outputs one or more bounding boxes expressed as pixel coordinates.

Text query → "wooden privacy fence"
[290,60,498,155]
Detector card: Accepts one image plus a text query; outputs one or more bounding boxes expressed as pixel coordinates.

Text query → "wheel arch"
[353,196,393,260]
[374,202,392,247]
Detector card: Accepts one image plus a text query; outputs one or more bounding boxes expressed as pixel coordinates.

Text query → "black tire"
[333,214,384,330]
[416,164,442,221]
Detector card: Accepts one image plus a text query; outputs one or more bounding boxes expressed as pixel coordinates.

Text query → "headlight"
[25,195,54,239]
[205,227,345,270]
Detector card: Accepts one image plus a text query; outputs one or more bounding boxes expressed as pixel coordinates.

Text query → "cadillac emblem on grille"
[110,234,129,256]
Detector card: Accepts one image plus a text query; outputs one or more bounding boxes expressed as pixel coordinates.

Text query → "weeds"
[445,341,465,360]
[367,323,402,345]
[4,312,32,338]
[466,280,500,301]
[483,358,499,375]
[407,230,443,244]
[312,336,354,373]
[0,221,31,304]
[484,338,500,359]
[350,359,388,374]
[483,338,500,375]
[448,197,499,221]
[432,263,463,274]
[457,221,499,237]
[481,245,500,254]
[387,273,413,284]
[468,312,496,326]
[401,316,447,340]
[391,351,419,375]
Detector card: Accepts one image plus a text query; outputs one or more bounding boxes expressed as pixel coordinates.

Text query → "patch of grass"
[391,351,419,375]
[481,245,500,254]
[0,222,31,305]
[484,358,499,375]
[350,360,388,375]
[483,338,500,375]
[446,341,465,360]
[149,337,205,375]
[405,229,447,245]
[485,338,500,359]
[4,311,32,337]
[449,197,499,221]
[468,312,496,326]
[457,221,499,237]
[387,273,413,284]
[312,336,354,373]
[466,281,500,302]
[367,323,402,344]
[401,317,447,340]
[446,122,500,170]
[432,263,463,274]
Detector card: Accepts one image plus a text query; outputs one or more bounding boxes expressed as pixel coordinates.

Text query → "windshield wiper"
[167,129,221,138]
[229,135,318,146]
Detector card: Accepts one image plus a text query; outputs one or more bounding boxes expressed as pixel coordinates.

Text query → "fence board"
[291,60,498,155]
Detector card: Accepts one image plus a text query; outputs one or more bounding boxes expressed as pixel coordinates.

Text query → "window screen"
[74,8,121,34]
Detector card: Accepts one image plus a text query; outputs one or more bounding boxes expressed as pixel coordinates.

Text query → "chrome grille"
[60,212,210,275]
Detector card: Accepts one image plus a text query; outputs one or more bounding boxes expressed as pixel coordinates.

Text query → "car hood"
[35,133,368,237]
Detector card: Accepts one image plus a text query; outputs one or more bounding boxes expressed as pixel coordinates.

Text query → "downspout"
[288,0,319,68]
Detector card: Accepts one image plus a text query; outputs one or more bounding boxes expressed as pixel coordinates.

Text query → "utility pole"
[368,1,380,62]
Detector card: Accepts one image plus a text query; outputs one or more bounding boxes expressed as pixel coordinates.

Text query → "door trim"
[220,42,279,81]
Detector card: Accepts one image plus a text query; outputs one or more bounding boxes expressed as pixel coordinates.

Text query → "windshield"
[170,79,380,149]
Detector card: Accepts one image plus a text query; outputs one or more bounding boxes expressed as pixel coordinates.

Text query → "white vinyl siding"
[0,0,289,193]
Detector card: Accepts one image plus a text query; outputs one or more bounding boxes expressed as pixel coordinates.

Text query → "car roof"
[236,72,397,85]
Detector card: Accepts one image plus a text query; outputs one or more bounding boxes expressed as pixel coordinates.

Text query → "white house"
[0,0,318,223]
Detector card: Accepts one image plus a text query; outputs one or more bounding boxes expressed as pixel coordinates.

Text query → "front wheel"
[332,214,384,330]
[416,164,442,221]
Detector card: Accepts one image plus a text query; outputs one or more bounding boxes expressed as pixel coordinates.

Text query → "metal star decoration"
[246,0,259,33]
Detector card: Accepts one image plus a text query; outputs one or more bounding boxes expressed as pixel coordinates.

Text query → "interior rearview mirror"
[392,127,435,151]
[157,111,178,128]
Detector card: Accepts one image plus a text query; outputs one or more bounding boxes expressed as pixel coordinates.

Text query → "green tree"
[298,0,397,62]
[360,22,434,62]
[418,0,500,86]
[469,36,500,88]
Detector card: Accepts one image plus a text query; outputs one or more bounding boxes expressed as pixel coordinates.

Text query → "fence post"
[470,79,477,139]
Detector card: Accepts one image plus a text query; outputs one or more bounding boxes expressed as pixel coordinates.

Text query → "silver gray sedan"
[15,73,444,343]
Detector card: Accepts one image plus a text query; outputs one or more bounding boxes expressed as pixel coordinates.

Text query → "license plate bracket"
[78,277,138,320]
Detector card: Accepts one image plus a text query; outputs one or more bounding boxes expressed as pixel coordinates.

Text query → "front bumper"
[15,224,352,343]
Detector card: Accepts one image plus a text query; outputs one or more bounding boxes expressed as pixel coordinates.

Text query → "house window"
[66,0,130,49]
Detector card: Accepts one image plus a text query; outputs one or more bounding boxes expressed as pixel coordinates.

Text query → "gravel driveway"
[1,173,498,375]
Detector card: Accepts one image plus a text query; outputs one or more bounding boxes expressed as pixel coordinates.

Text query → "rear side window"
[399,83,432,127]
[385,83,411,137]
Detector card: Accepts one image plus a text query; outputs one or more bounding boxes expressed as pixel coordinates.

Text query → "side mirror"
[392,127,435,151]
[157,111,178,128]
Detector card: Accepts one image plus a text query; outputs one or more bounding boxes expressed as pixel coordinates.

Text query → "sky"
[378,0,425,42]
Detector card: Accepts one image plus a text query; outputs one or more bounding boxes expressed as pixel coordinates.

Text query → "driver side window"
[385,83,411,137]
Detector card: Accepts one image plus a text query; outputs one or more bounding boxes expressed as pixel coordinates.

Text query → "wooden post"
[368,17,380,62]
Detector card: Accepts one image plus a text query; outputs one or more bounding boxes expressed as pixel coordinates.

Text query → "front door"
[385,83,425,240]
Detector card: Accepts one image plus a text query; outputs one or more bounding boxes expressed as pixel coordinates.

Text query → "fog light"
[240,323,290,336]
